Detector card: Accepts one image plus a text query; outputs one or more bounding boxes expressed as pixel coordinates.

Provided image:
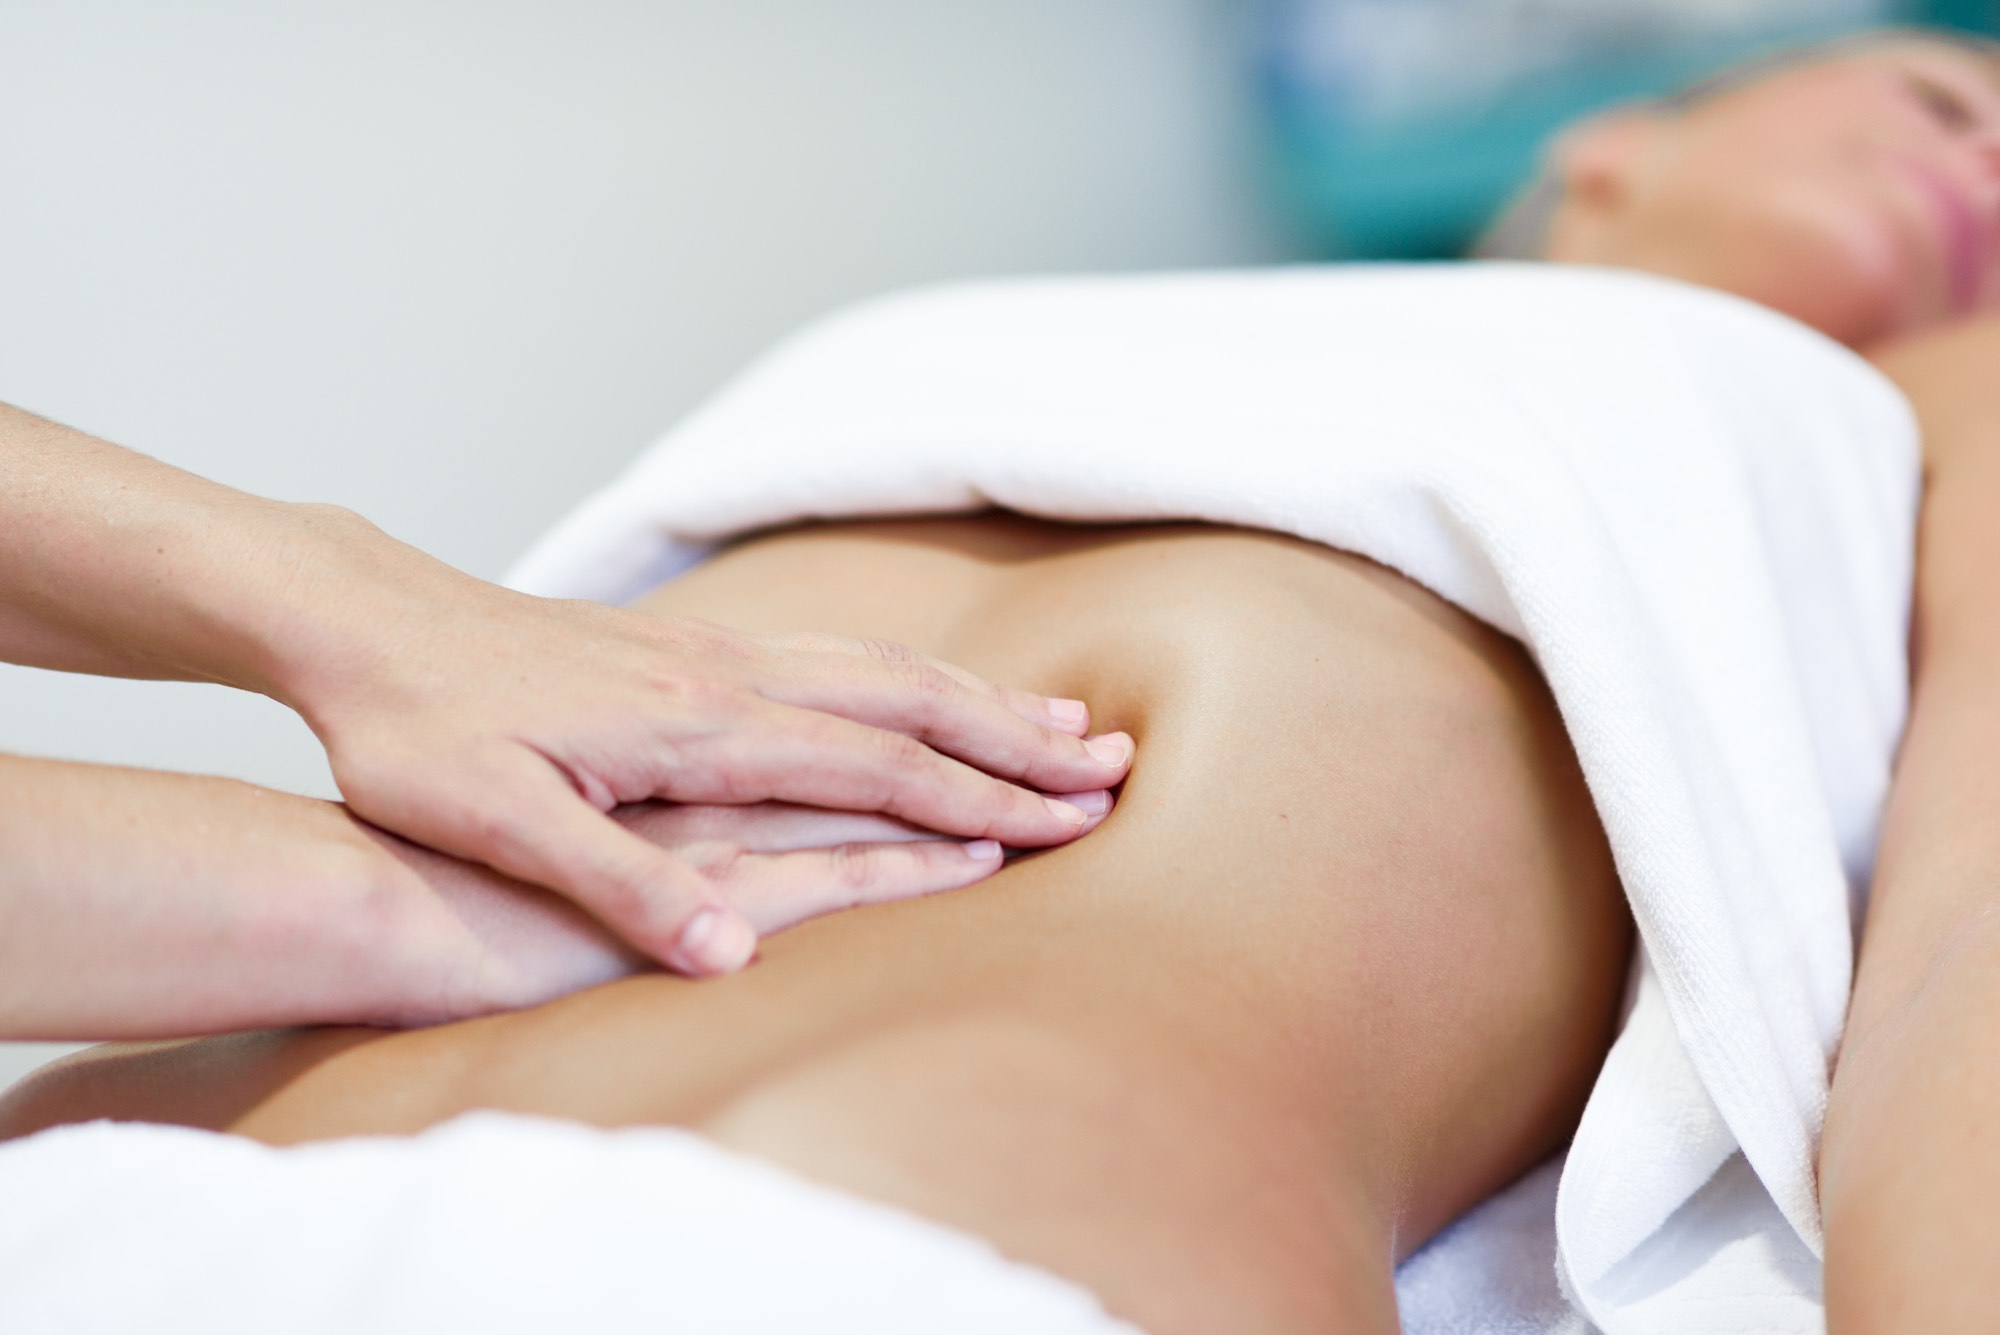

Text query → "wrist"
[0,406,453,697]
[0,757,435,1038]
[136,497,375,695]
[335,818,646,1026]
[213,502,480,722]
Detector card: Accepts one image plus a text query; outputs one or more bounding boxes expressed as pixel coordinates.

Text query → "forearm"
[0,400,460,705]
[0,753,472,1039]
[1824,910,2000,1333]
[1820,332,2000,1330]
[1823,674,2000,1331]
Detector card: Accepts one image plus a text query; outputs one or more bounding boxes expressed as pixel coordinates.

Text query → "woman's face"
[1547,40,2000,347]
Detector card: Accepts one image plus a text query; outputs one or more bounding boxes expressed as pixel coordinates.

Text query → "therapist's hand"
[0,405,1129,991]
[0,754,1109,1039]
[276,531,1133,979]
[388,797,1114,1024]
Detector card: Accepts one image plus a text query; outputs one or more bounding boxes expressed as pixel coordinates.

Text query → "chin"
[1734,238,1913,349]
[1663,193,1916,348]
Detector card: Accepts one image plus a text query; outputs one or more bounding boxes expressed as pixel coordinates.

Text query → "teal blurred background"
[1260,0,2000,257]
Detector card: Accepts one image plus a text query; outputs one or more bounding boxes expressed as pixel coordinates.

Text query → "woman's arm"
[0,401,1130,977]
[1821,317,2000,1332]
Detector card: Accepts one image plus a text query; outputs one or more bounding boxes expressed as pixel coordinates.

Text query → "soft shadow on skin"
[723,512,1226,570]
[0,1028,380,1141]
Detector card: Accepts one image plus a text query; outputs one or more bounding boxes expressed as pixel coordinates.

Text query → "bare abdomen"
[3,518,1631,1335]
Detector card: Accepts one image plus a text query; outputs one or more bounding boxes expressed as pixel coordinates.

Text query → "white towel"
[510,263,1918,1333]
[0,1112,1141,1334]
[1395,1149,1823,1334]
[1395,1154,1588,1335]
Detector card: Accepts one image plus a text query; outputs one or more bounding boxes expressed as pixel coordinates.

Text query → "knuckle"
[642,718,751,800]
[658,674,742,716]
[640,670,695,708]
[675,756,759,804]
[859,636,921,666]
[709,775,758,806]
[638,732,699,787]
[661,615,739,655]
[563,763,621,811]
[690,842,747,884]
[871,727,933,774]
[903,839,958,874]
[996,780,1049,830]
[709,685,766,729]
[771,630,836,655]
[465,793,535,858]
[903,663,958,706]
[1032,722,1076,767]
[827,843,878,894]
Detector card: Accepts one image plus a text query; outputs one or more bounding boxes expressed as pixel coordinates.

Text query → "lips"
[1899,157,1991,314]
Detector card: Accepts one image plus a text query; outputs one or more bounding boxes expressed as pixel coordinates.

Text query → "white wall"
[0,1,1293,1089]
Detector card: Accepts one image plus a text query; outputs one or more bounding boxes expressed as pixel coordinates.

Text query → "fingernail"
[964,839,1004,861]
[677,908,756,975]
[1048,698,1089,728]
[1045,796,1089,826]
[1065,789,1111,816]
[1085,733,1132,768]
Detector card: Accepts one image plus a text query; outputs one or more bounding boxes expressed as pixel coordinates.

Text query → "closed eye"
[1907,73,1979,132]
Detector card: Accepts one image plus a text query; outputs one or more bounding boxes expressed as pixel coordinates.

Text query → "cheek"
[1675,174,1918,346]
[1761,192,1913,341]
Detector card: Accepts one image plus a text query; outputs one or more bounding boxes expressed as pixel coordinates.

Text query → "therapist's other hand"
[611,798,1120,932]
[0,753,1096,1039]
[276,540,1133,979]
[389,797,1113,1024]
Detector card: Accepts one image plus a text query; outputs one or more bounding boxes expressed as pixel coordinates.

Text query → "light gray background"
[0,2,1296,1090]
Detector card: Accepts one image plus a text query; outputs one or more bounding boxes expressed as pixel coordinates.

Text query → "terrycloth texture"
[1396,1150,1823,1334]
[510,263,1918,1331]
[1397,1154,1590,1335]
[0,1112,1144,1334]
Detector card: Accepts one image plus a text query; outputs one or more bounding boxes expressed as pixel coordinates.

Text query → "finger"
[758,630,1093,736]
[440,763,759,977]
[938,666,1092,738]
[698,837,1008,934]
[616,801,938,853]
[748,634,1132,793]
[645,698,1111,846]
[618,793,1116,856]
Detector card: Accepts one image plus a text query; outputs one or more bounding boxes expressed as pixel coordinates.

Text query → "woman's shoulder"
[1867,315,2000,471]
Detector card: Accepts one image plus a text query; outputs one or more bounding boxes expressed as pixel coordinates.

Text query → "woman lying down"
[5,28,2000,1335]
